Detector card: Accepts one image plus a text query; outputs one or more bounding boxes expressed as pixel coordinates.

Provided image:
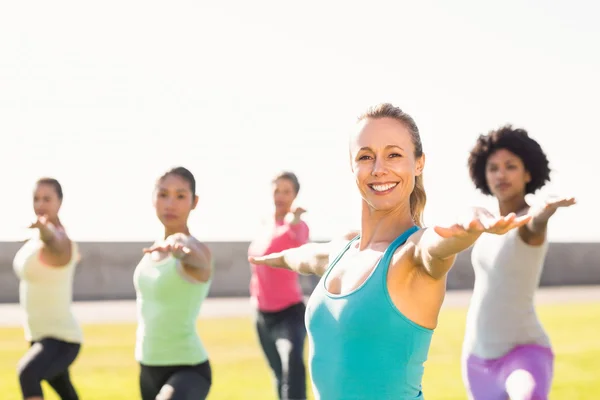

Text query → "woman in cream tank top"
[13,178,82,400]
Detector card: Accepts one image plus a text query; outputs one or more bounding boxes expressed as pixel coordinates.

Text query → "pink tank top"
[248,219,309,312]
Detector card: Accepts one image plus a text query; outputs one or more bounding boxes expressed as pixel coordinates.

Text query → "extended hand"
[531,196,576,220]
[29,215,50,230]
[143,236,191,259]
[248,252,287,269]
[434,207,532,239]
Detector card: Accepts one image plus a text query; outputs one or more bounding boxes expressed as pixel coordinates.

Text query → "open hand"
[292,206,307,218]
[248,252,287,269]
[434,207,532,239]
[29,215,50,230]
[143,234,192,259]
[531,196,576,220]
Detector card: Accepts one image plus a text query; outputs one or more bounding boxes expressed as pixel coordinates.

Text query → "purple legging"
[463,344,554,400]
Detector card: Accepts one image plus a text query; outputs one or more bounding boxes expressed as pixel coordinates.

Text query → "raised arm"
[414,207,532,280]
[519,196,576,246]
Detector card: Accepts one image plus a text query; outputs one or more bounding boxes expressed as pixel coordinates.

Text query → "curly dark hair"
[468,125,551,195]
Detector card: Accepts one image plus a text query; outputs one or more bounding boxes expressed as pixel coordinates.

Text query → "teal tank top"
[133,254,212,366]
[305,226,433,399]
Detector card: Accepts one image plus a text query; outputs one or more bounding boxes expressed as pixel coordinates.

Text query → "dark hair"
[273,171,300,194]
[357,103,426,227]
[468,125,551,195]
[36,177,63,200]
[158,167,197,196]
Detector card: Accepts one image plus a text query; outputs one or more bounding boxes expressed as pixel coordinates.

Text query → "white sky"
[0,0,597,242]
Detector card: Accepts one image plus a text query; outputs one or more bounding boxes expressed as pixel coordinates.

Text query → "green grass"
[1,303,599,399]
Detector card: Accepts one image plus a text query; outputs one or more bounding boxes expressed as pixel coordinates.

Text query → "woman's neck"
[48,216,62,229]
[358,201,415,250]
[498,195,528,216]
[274,209,290,222]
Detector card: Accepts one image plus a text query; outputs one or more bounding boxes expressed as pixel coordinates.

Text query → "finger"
[143,244,171,253]
[511,215,532,228]
[559,198,576,207]
[172,243,183,251]
[491,213,515,230]
[465,219,486,232]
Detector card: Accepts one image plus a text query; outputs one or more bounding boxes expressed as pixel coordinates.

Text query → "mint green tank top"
[133,254,212,366]
[305,226,434,399]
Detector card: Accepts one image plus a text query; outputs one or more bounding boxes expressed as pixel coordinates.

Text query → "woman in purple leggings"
[463,125,576,400]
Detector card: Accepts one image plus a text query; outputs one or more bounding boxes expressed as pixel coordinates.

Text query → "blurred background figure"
[13,178,82,400]
[134,167,214,400]
[248,171,309,400]
[462,126,576,400]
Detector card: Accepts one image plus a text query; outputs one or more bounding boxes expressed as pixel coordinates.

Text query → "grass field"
[1,303,599,400]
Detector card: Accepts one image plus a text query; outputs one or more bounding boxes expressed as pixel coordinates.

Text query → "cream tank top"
[463,228,551,359]
[13,235,83,343]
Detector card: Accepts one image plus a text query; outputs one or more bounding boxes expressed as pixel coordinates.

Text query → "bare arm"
[31,216,71,255]
[249,242,332,276]
[519,196,576,246]
[144,234,213,282]
[179,240,213,282]
[414,229,481,280]
[415,208,532,280]
[249,230,359,277]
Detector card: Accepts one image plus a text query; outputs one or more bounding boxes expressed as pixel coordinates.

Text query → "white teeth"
[371,183,397,192]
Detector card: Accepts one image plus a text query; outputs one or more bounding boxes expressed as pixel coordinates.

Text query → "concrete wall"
[1,241,598,303]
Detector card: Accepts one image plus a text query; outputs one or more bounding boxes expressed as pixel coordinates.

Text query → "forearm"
[418,229,481,279]
[38,224,57,244]
[182,248,212,272]
[282,242,330,275]
[180,246,213,283]
[527,211,553,234]
[282,218,309,244]
[426,233,481,260]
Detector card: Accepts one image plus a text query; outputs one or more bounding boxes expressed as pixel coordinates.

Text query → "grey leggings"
[256,302,307,400]
[17,337,80,400]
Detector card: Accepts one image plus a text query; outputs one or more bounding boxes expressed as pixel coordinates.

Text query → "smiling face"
[349,117,424,212]
[485,148,531,202]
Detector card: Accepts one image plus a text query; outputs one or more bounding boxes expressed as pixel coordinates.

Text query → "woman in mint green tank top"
[250,103,531,400]
[133,167,214,400]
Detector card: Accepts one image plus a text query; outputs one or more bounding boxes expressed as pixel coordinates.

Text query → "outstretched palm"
[533,196,576,220]
[248,252,286,268]
[434,207,532,239]
[143,234,191,259]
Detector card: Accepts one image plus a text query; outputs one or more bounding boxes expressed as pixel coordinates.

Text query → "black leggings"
[17,337,80,400]
[139,361,212,400]
[256,302,307,400]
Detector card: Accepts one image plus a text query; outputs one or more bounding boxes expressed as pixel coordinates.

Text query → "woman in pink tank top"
[247,171,310,400]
